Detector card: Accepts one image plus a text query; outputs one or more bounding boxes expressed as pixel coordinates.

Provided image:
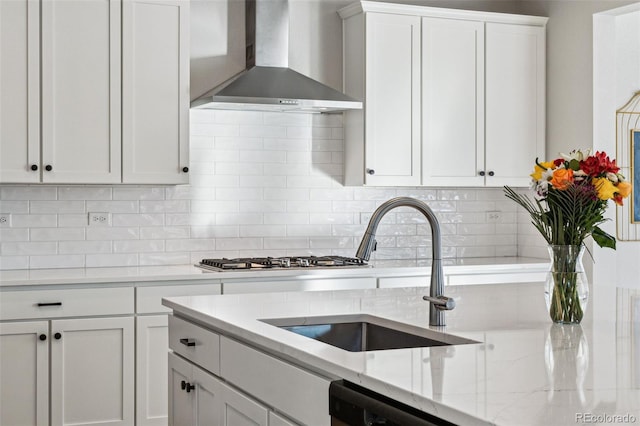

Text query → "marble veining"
[164,283,640,426]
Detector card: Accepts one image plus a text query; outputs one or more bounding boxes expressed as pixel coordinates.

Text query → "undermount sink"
[261,314,479,352]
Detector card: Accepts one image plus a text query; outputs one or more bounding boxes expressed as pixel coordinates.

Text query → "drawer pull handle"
[181,380,187,390]
[185,382,195,392]
[180,338,196,347]
[37,302,62,307]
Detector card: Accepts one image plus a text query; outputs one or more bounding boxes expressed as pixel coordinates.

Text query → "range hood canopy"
[191,0,362,113]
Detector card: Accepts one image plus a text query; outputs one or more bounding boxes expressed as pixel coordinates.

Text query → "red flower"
[579,151,620,176]
[553,158,564,167]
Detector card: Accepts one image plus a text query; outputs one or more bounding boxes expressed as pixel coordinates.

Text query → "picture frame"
[616,91,640,240]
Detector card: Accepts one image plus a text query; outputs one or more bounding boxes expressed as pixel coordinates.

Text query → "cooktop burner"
[197,256,368,272]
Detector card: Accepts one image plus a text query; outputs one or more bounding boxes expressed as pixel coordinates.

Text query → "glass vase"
[544,245,589,324]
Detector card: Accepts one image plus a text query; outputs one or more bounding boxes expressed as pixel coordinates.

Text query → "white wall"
[593,3,640,290]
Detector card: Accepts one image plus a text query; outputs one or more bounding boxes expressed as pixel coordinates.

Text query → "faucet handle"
[423,295,456,311]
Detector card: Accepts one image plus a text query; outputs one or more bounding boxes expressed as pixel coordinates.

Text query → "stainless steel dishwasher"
[329,380,457,426]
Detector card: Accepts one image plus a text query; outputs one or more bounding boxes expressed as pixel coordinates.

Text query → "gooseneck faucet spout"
[355,197,455,326]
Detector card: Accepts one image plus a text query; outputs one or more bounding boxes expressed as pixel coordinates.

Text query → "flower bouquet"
[504,150,631,323]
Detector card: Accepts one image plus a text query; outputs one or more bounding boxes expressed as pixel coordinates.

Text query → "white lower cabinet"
[0,321,49,426]
[137,315,170,426]
[51,317,134,426]
[0,286,135,426]
[168,352,269,426]
[136,283,222,426]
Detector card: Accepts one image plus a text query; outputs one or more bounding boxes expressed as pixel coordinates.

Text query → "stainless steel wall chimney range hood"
[191,0,362,113]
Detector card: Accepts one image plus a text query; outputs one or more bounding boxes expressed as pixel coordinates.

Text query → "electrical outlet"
[0,213,11,227]
[88,212,111,226]
[486,211,502,223]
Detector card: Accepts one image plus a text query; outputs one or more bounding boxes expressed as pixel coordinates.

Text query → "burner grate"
[198,255,368,271]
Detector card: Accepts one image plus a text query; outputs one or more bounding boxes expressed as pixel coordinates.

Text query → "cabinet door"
[50,316,134,426]
[485,23,545,187]
[0,321,49,426]
[0,0,40,183]
[422,18,485,187]
[193,365,223,426]
[122,0,190,184]
[168,352,194,426]
[269,412,298,426]
[220,383,268,426]
[136,315,169,426]
[41,0,122,184]
[364,13,421,186]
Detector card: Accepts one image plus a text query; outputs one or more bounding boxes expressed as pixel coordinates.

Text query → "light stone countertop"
[163,283,640,426]
[0,256,547,287]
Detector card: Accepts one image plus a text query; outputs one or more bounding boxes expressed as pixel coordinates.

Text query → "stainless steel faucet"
[355,197,455,326]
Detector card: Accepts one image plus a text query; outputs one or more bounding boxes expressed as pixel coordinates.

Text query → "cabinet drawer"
[168,315,220,375]
[221,336,331,426]
[136,283,221,314]
[0,287,134,321]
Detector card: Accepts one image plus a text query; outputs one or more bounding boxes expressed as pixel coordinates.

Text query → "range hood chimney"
[191,0,362,113]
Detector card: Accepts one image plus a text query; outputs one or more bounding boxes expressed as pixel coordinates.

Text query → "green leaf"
[592,226,616,249]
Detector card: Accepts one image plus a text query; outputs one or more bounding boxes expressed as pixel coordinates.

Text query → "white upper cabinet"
[0,0,189,185]
[421,17,485,187]
[342,11,421,186]
[122,0,190,184]
[485,23,546,187]
[340,1,547,187]
[0,0,40,183]
[41,0,122,184]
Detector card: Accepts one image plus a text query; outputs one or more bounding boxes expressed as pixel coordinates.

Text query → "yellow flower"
[530,161,555,181]
[593,177,617,200]
[616,181,632,198]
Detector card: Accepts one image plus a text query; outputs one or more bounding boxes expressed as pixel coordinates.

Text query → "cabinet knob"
[182,167,189,173]
[31,164,38,171]
[181,380,195,393]
[39,334,47,341]
[45,165,52,171]
[479,171,485,176]
[366,169,375,175]
[54,332,62,340]
[488,171,495,176]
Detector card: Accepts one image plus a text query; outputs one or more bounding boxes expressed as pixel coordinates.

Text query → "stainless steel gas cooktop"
[196,256,369,272]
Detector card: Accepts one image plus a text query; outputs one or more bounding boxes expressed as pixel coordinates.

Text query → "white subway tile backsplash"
[86,253,137,268]
[87,200,138,213]
[59,241,112,254]
[87,227,139,240]
[31,228,85,241]
[0,200,29,213]
[59,187,112,200]
[30,254,84,269]
[0,110,527,270]
[11,214,57,228]
[113,187,165,200]
[1,186,56,200]
[112,214,163,227]
[0,228,29,242]
[30,201,85,214]
[1,242,57,256]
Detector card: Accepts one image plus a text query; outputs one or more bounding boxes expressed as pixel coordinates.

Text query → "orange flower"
[616,181,632,198]
[550,168,574,190]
